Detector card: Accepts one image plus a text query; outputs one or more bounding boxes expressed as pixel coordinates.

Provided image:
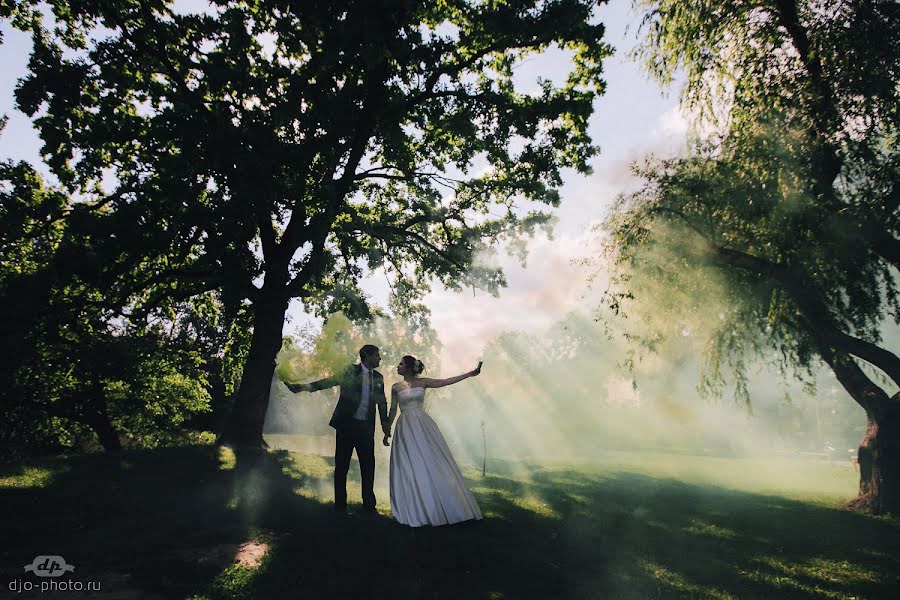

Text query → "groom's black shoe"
[332,503,348,514]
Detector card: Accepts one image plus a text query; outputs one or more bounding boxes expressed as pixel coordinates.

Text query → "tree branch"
[816,344,894,417]
[770,0,842,183]
[370,223,469,273]
[713,245,900,389]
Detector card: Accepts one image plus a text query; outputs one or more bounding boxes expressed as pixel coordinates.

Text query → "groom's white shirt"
[353,363,372,420]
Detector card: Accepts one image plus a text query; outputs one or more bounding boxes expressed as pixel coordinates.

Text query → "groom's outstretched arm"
[306,375,341,392]
[287,367,347,393]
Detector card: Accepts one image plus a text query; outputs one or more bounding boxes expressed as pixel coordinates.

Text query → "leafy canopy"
[600,0,900,406]
[7,0,612,317]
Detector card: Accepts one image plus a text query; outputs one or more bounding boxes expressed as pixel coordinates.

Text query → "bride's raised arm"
[420,368,480,389]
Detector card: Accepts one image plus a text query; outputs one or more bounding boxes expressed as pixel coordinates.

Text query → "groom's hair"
[359,344,379,361]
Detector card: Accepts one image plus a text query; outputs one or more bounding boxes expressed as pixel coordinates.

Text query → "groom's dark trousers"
[306,364,389,511]
[334,420,376,509]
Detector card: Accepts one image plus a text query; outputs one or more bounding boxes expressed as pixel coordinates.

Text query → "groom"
[287,344,390,513]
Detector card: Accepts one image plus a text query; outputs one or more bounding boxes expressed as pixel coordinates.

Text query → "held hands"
[286,382,311,393]
[382,432,391,447]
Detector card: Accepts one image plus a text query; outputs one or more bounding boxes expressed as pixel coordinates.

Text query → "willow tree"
[603,0,900,512]
[5,0,609,448]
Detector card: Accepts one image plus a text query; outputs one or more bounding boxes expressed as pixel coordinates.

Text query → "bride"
[385,355,483,527]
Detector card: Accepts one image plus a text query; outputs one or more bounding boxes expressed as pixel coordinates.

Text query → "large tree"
[3,0,610,448]
[602,0,899,512]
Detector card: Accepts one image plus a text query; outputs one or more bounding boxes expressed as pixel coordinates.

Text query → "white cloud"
[658,104,690,137]
[424,229,604,372]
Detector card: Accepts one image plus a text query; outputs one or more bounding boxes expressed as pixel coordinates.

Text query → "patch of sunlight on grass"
[292,487,322,502]
[469,486,500,518]
[592,453,857,503]
[565,491,588,502]
[461,467,487,480]
[218,446,236,470]
[529,465,610,489]
[473,486,561,519]
[801,557,881,585]
[289,473,332,504]
[514,495,560,519]
[0,465,57,488]
[187,563,260,600]
[233,541,269,568]
[738,555,872,599]
[684,518,737,540]
[283,453,331,480]
[502,454,864,510]
[640,559,738,599]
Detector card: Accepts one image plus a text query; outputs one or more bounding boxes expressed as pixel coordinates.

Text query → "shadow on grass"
[0,446,323,598]
[1,449,898,599]
[489,465,900,599]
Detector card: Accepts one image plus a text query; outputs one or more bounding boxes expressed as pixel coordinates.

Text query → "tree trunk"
[218,289,289,449]
[85,413,122,452]
[81,400,122,452]
[816,345,900,515]
[846,397,900,515]
[64,382,123,452]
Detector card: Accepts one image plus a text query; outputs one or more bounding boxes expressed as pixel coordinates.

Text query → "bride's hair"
[401,355,425,375]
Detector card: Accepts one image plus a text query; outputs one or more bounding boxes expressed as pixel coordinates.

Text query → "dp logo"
[23,556,75,577]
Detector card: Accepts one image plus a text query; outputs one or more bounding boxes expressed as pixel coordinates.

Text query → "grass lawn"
[1,444,897,599]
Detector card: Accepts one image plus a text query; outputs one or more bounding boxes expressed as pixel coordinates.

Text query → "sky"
[0,0,689,375]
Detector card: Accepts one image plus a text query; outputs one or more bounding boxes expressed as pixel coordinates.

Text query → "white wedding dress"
[389,386,483,527]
